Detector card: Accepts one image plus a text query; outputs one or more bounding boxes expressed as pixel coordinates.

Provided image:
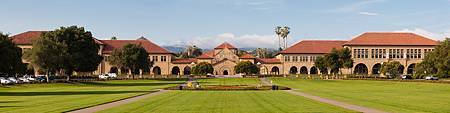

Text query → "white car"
[7,77,20,84]
[18,77,30,83]
[0,77,12,84]
[425,76,439,80]
[108,73,117,78]
[99,74,109,79]
[25,76,36,81]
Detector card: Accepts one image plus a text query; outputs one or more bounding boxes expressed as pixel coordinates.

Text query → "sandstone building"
[11,31,438,76]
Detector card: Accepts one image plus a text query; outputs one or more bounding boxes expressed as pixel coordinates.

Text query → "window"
[284,56,290,62]
[161,56,167,62]
[293,56,298,62]
[152,56,158,62]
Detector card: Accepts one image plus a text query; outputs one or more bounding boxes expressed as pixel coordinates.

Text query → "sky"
[1,0,450,49]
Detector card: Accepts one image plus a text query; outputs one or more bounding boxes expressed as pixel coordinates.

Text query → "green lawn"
[98,91,356,113]
[196,78,261,86]
[0,79,184,113]
[272,78,450,113]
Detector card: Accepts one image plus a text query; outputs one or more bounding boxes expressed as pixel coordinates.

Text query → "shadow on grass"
[0,106,22,108]
[79,82,181,87]
[0,90,156,96]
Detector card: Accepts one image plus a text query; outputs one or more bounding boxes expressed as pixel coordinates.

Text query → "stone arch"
[171,66,180,75]
[289,66,298,74]
[398,65,405,74]
[271,66,280,75]
[407,64,415,74]
[120,67,129,75]
[300,66,308,74]
[310,66,318,74]
[320,68,328,75]
[152,66,161,75]
[223,70,229,75]
[183,66,191,75]
[372,63,381,75]
[354,63,368,75]
[259,66,269,75]
[142,67,151,75]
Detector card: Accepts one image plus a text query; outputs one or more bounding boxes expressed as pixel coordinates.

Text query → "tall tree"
[380,61,402,78]
[314,56,329,74]
[414,38,450,78]
[234,61,259,75]
[339,48,354,74]
[25,26,103,81]
[24,34,68,82]
[0,32,26,76]
[109,44,150,79]
[192,62,214,75]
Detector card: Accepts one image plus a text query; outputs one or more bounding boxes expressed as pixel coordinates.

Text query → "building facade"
[11,31,438,76]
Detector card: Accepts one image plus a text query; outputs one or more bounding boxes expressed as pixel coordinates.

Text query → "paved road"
[68,90,169,113]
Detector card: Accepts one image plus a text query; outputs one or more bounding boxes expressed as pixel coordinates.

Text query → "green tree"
[326,49,341,74]
[234,61,259,75]
[109,44,151,79]
[414,60,437,78]
[24,34,68,82]
[339,48,354,73]
[192,62,214,75]
[314,56,329,74]
[415,38,449,78]
[380,61,402,78]
[0,32,26,76]
[313,48,353,75]
[25,26,103,81]
[111,36,117,40]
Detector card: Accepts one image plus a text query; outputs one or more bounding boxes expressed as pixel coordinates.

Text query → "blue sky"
[1,0,450,48]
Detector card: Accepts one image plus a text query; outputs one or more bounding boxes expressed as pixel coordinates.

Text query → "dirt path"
[284,90,388,113]
[68,90,170,113]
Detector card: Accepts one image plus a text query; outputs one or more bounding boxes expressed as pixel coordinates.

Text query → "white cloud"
[394,28,448,41]
[334,0,386,13]
[187,33,278,49]
[358,11,379,16]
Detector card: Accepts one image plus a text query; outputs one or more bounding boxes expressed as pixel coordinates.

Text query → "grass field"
[196,78,261,85]
[0,79,184,113]
[272,78,450,113]
[98,91,356,113]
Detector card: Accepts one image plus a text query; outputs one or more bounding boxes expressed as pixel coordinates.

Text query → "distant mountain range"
[162,46,277,54]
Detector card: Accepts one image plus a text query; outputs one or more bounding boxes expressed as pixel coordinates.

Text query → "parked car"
[99,74,109,79]
[23,75,36,81]
[425,76,439,80]
[7,77,20,84]
[18,77,30,83]
[401,74,412,79]
[108,73,117,78]
[36,75,47,82]
[0,77,12,84]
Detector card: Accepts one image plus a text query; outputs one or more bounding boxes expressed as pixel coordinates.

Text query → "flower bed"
[164,85,291,91]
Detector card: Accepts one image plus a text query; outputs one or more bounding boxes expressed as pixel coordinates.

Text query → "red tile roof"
[11,31,45,45]
[215,42,237,49]
[11,31,105,45]
[172,58,197,64]
[239,53,255,59]
[100,39,172,54]
[196,50,214,59]
[256,58,281,64]
[279,40,347,54]
[344,32,438,46]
